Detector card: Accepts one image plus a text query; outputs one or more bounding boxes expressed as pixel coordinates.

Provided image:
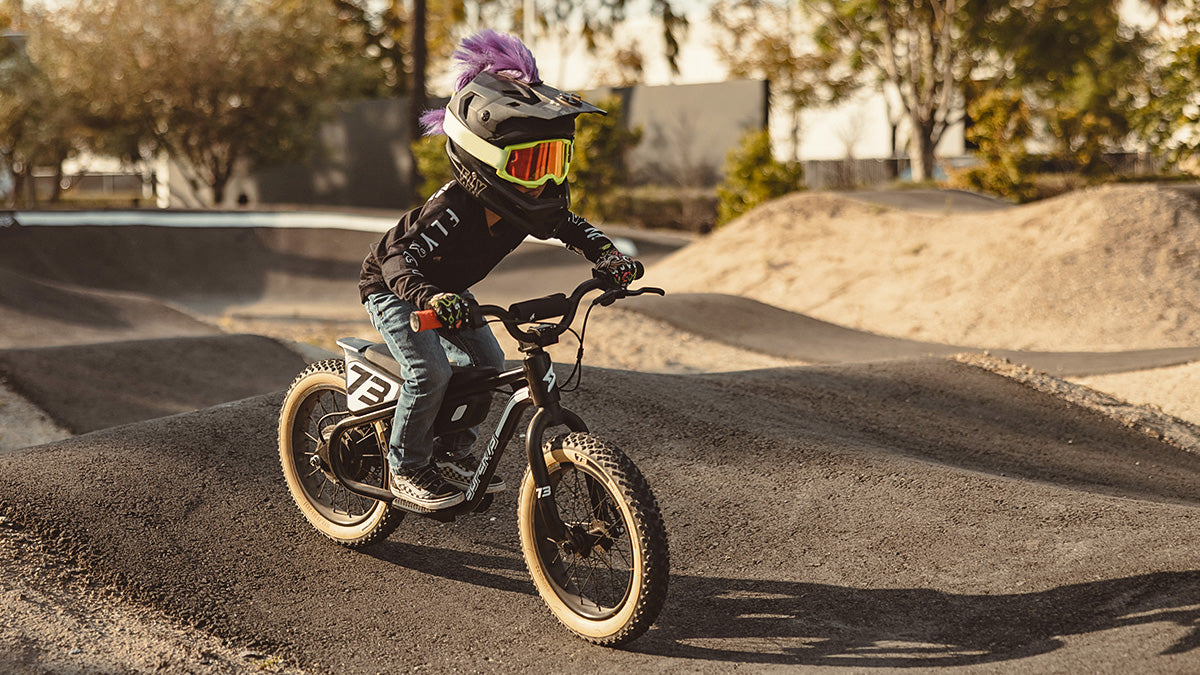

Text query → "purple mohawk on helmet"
[420,30,541,136]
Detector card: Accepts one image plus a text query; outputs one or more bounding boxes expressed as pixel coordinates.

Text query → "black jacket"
[359,182,615,307]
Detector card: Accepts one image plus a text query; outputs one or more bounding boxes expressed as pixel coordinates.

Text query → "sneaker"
[436,453,506,494]
[389,464,464,510]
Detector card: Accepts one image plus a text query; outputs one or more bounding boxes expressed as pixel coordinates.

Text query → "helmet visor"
[499,138,573,188]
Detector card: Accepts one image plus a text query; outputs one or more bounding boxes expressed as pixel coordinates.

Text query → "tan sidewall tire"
[278,362,394,545]
[517,435,664,644]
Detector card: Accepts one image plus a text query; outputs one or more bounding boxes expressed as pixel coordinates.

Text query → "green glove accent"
[428,292,471,330]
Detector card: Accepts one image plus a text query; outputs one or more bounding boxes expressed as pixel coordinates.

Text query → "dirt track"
[4,188,1200,673]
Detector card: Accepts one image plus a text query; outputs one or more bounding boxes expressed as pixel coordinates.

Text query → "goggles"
[443,111,574,188]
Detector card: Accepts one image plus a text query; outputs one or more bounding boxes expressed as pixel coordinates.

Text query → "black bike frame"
[324,345,585,539]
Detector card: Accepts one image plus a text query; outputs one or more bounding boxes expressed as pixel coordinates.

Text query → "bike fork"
[520,350,589,543]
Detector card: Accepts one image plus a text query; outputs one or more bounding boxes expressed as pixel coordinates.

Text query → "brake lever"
[596,290,623,307]
[595,285,666,307]
[625,287,665,297]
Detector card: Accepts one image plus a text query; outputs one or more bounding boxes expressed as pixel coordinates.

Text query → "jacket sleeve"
[555,212,619,263]
[377,211,450,309]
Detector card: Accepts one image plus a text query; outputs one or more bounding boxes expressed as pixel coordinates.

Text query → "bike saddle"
[344,339,499,391]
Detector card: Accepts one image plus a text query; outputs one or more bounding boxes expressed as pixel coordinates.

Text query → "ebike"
[278,272,669,645]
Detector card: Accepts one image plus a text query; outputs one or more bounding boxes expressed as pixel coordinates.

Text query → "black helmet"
[441,71,604,238]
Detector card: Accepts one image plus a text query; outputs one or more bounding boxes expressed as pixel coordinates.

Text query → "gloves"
[594,249,639,289]
[427,292,473,330]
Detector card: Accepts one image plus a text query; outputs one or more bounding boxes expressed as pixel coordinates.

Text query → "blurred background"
[1,0,1196,230]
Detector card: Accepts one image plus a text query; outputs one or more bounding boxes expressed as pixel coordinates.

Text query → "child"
[358,30,638,510]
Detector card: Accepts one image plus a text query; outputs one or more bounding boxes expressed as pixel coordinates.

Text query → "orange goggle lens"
[502,139,573,186]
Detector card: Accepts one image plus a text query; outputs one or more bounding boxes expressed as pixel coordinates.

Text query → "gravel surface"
[4,187,1200,673]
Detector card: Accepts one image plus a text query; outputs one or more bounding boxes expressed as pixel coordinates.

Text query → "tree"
[333,0,487,204]
[801,0,1150,182]
[456,0,686,85]
[0,7,84,206]
[710,0,854,162]
[337,0,687,120]
[1136,1,1200,172]
[331,0,472,98]
[803,0,974,182]
[957,87,1037,202]
[973,0,1149,177]
[46,0,376,205]
[526,0,687,78]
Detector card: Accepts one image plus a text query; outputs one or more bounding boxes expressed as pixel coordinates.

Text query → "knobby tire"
[278,359,403,548]
[517,432,670,646]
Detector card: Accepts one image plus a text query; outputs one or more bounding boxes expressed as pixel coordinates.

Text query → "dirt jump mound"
[4,190,1200,672]
[648,185,1200,351]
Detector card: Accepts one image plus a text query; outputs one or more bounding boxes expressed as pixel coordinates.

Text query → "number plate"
[345,359,402,412]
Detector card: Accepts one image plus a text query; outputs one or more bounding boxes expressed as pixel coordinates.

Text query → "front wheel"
[278,359,403,547]
[517,432,669,646]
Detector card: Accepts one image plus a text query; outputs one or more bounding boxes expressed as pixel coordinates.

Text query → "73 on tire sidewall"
[517,432,668,645]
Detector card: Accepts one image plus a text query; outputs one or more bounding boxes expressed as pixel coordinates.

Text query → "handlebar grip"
[509,293,571,322]
[633,261,645,280]
[409,309,442,332]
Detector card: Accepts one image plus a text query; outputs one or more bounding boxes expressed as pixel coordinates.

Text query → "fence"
[26,172,149,206]
[802,157,910,190]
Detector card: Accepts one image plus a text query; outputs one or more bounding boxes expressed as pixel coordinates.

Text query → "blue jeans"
[364,291,506,474]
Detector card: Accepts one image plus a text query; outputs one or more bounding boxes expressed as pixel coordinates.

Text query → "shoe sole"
[389,490,464,512]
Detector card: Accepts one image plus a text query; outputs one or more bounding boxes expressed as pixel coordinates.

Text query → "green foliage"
[568,95,641,221]
[331,0,469,97]
[709,1,855,161]
[1136,1,1200,173]
[959,2,1149,191]
[3,0,377,205]
[522,0,687,77]
[0,12,81,206]
[954,89,1037,202]
[800,0,1155,184]
[805,0,973,180]
[1038,14,1145,176]
[715,129,803,226]
[411,134,452,200]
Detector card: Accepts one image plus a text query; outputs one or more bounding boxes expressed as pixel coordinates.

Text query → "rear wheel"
[517,432,669,646]
[278,360,403,547]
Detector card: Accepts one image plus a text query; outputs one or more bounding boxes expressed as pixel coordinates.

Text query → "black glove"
[427,292,473,330]
[594,249,639,289]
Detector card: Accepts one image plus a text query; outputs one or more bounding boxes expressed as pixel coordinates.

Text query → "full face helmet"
[440,71,604,238]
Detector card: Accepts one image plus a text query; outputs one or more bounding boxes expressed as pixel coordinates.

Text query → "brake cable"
[481,287,636,393]
[562,287,647,392]
[558,299,597,393]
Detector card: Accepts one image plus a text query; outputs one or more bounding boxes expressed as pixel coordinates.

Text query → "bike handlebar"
[409,262,663,346]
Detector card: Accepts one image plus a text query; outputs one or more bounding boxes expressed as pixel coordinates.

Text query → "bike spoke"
[537,460,639,616]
